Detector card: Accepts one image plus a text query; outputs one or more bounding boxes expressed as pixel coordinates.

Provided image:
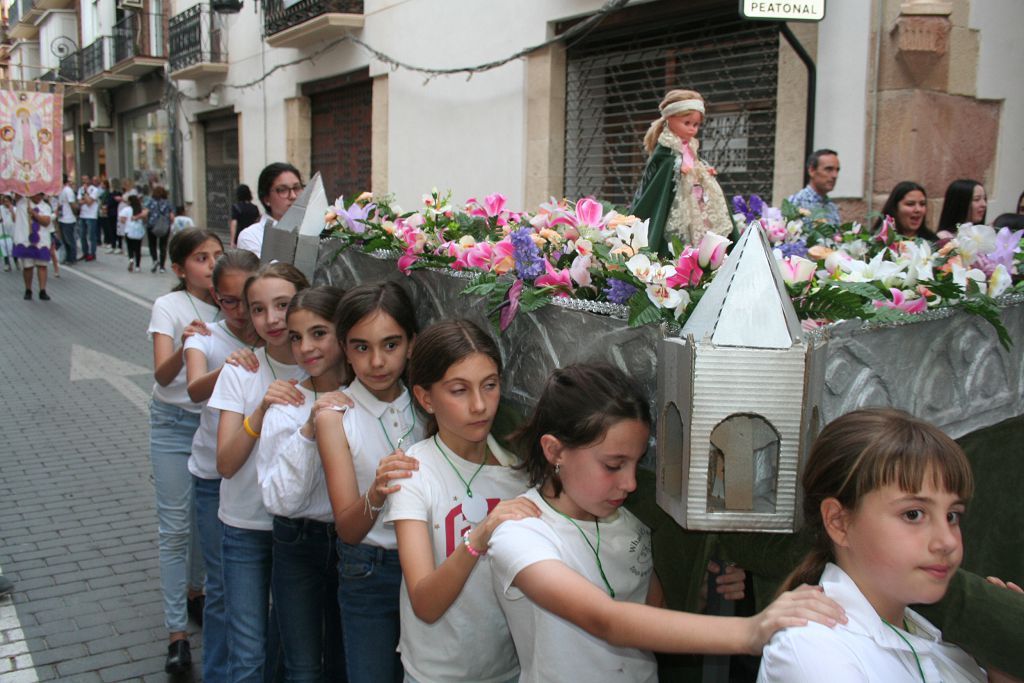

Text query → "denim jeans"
[149,399,204,633]
[271,517,344,683]
[194,476,228,683]
[222,524,274,683]
[337,542,403,683]
[79,217,98,257]
[59,221,77,263]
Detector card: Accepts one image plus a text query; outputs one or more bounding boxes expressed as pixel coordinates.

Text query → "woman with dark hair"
[873,181,936,240]
[937,179,987,238]
[229,184,261,247]
[236,163,303,258]
[147,185,174,273]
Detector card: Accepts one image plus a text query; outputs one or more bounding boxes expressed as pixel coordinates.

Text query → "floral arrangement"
[323,190,1024,347]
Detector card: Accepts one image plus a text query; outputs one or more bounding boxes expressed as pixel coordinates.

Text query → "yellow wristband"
[243,415,260,439]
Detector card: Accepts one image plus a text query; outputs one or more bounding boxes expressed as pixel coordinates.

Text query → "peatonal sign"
[740,0,826,22]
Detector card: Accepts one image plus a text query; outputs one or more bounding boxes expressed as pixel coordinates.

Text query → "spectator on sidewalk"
[78,175,101,261]
[237,163,303,258]
[122,195,146,272]
[147,186,173,273]
[106,180,124,254]
[937,179,988,239]
[12,193,54,300]
[787,149,841,225]
[58,175,78,264]
[229,184,260,247]
[172,205,195,236]
[1,193,16,272]
[873,181,936,241]
[98,179,116,251]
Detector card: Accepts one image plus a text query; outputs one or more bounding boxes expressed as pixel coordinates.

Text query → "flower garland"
[324,190,1024,347]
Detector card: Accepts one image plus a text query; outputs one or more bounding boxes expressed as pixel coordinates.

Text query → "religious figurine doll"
[629,90,733,255]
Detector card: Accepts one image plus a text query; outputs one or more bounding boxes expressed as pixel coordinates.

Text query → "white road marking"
[69,345,151,414]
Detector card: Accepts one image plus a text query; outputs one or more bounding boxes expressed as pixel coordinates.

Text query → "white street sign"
[70,344,151,414]
[740,0,826,22]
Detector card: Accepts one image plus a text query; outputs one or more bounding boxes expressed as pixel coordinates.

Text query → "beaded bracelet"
[243,415,260,438]
[364,490,385,517]
[462,531,486,558]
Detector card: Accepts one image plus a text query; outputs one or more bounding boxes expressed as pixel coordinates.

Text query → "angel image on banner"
[0,85,63,197]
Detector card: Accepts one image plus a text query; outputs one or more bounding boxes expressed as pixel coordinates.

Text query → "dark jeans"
[79,217,98,258]
[59,221,77,263]
[147,228,168,268]
[271,516,344,683]
[100,216,116,246]
[337,542,403,683]
[126,238,143,267]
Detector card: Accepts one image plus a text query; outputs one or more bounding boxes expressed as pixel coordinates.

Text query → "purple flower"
[776,240,809,259]
[732,194,766,222]
[975,226,1024,275]
[603,279,638,305]
[511,227,545,281]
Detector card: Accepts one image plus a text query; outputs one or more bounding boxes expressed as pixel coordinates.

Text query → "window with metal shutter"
[564,7,779,209]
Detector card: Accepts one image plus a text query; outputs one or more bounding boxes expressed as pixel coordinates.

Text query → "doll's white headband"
[661,99,705,118]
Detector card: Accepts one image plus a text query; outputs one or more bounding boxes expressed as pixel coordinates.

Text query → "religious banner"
[0,81,63,196]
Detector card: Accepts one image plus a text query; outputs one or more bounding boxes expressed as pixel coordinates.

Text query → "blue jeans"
[59,221,77,263]
[149,399,204,633]
[222,524,275,683]
[337,542,403,683]
[80,217,98,257]
[194,476,228,683]
[271,517,344,682]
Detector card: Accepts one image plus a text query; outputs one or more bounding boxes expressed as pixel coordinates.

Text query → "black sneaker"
[23,289,31,300]
[165,639,191,674]
[39,290,51,301]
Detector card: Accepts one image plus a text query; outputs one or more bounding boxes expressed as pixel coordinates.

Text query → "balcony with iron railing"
[8,0,76,41]
[110,12,167,77]
[168,3,228,80]
[58,49,81,82]
[81,36,133,88]
[261,0,363,49]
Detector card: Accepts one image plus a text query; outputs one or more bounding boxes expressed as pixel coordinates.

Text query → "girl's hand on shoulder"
[709,561,746,601]
[371,449,420,500]
[469,498,542,550]
[224,348,259,372]
[180,319,210,345]
[262,379,304,410]
[745,584,847,655]
[986,576,1023,593]
[303,392,354,437]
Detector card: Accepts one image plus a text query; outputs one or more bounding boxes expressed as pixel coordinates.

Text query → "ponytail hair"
[168,227,223,291]
[779,408,973,594]
[643,89,704,154]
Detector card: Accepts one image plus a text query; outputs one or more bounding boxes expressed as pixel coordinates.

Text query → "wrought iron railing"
[262,0,362,37]
[113,12,166,64]
[169,4,225,72]
[59,50,82,81]
[39,69,58,82]
[81,37,111,80]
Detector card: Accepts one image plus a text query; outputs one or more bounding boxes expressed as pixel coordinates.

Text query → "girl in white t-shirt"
[181,248,260,683]
[383,319,540,683]
[207,262,310,682]
[254,285,349,680]
[487,363,848,683]
[315,282,425,683]
[147,228,224,674]
[759,408,1018,683]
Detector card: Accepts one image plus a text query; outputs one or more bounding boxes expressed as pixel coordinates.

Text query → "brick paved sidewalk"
[0,263,201,681]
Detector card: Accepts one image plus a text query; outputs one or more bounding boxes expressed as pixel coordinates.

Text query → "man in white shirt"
[57,175,79,264]
[77,175,100,261]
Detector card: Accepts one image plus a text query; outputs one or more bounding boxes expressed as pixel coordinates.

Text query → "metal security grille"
[564,10,779,208]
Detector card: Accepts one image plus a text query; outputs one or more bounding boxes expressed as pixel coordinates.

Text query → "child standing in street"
[315,282,425,683]
[182,248,261,682]
[121,195,146,272]
[147,227,224,674]
[383,319,539,683]
[488,363,847,683]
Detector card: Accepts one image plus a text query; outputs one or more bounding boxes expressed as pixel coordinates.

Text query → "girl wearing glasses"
[236,162,304,258]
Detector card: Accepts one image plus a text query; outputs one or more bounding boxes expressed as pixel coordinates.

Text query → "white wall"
[970,0,1024,216]
[814,1,872,199]
[37,11,78,71]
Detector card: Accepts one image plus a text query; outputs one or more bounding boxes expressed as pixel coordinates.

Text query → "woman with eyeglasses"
[236,163,304,258]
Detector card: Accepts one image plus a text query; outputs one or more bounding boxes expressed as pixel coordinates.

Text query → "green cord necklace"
[881,618,926,683]
[378,402,416,451]
[434,435,488,524]
[185,290,220,323]
[539,494,615,598]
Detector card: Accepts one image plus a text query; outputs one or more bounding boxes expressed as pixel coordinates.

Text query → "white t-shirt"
[207,347,306,530]
[172,216,195,234]
[758,563,987,683]
[336,380,425,549]
[30,200,53,237]
[236,215,269,257]
[489,487,657,683]
[257,384,334,523]
[147,291,221,412]
[120,205,144,240]
[79,185,100,219]
[382,434,528,683]
[185,321,251,480]
[58,185,76,223]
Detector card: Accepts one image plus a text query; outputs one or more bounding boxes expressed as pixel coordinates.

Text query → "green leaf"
[794,284,868,321]
[961,296,1013,350]
[519,287,554,314]
[833,280,889,300]
[627,291,662,327]
[461,273,499,297]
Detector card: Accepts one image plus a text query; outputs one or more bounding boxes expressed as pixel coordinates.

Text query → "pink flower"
[776,255,817,284]
[535,260,572,296]
[397,250,419,275]
[666,247,703,288]
[873,288,927,314]
[697,233,731,269]
[465,240,515,275]
[500,279,524,331]
[875,215,894,244]
[570,254,592,287]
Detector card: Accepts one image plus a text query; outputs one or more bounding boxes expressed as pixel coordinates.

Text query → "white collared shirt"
[758,563,987,683]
